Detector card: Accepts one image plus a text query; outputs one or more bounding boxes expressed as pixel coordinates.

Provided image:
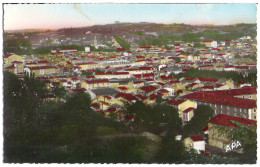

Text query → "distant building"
[202,40,217,48]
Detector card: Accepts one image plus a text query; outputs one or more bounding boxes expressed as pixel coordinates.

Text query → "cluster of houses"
[4,36,257,156]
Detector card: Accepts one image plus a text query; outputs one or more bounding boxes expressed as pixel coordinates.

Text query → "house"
[182,87,257,120]
[167,99,197,121]
[24,65,58,76]
[184,135,206,153]
[4,53,24,66]
[201,40,217,48]
[208,114,256,152]
[76,62,99,70]
[81,79,109,89]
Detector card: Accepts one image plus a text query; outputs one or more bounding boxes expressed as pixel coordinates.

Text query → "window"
[249,95,252,99]
[40,69,44,75]
[254,116,256,120]
[253,109,256,113]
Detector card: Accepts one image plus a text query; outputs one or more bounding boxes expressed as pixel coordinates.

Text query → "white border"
[0,0,259,166]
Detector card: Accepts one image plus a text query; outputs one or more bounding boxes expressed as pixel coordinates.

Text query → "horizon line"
[4,22,257,31]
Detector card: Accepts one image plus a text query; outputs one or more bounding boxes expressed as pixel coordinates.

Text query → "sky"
[3,3,257,30]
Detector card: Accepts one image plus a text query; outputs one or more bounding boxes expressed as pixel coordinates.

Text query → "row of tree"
[138,30,246,46]
[170,68,257,86]
[114,35,131,50]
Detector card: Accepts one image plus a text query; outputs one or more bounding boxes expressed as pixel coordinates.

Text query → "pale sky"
[3,3,257,30]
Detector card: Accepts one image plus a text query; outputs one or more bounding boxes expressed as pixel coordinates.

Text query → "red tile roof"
[183,107,195,113]
[115,71,129,75]
[92,102,100,109]
[190,135,204,142]
[136,94,147,100]
[115,92,137,101]
[139,85,157,92]
[72,88,87,92]
[12,60,23,64]
[125,114,135,120]
[202,40,213,43]
[209,114,257,127]
[100,100,109,105]
[139,66,153,70]
[149,93,157,100]
[202,125,208,132]
[143,73,154,77]
[134,80,143,84]
[183,90,256,108]
[28,65,57,70]
[118,86,128,90]
[106,107,117,112]
[167,99,185,106]
[85,79,109,83]
[4,53,15,58]
[104,95,112,99]
[86,75,95,78]
[38,60,49,63]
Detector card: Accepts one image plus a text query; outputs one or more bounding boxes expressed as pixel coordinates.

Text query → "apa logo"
[225,141,242,152]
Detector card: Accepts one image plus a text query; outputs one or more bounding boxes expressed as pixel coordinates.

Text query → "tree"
[53,85,67,99]
[155,95,163,104]
[182,105,214,138]
[151,104,182,136]
[155,137,186,163]
[175,57,181,62]
[227,121,257,163]
[114,35,131,50]
[234,54,240,58]
[81,70,93,76]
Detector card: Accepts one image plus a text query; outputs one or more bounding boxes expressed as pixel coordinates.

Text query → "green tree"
[227,121,257,163]
[81,70,93,76]
[114,35,131,50]
[155,95,163,104]
[155,137,186,163]
[53,85,67,99]
[174,57,181,62]
[182,105,214,138]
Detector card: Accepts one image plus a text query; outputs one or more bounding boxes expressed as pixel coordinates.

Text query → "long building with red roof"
[182,87,257,120]
[208,114,257,151]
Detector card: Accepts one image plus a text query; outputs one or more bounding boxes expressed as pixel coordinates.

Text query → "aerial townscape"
[2,3,257,164]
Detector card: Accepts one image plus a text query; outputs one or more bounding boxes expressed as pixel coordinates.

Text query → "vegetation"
[227,121,257,163]
[174,57,181,62]
[114,35,131,50]
[4,71,130,163]
[126,101,182,136]
[88,45,117,52]
[138,30,245,46]
[182,105,214,138]
[170,68,257,86]
[103,42,112,47]
[128,31,145,35]
[81,70,93,76]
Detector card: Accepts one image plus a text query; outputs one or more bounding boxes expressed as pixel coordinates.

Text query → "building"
[202,40,217,48]
[184,135,206,153]
[24,65,58,76]
[182,87,257,120]
[208,114,256,152]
